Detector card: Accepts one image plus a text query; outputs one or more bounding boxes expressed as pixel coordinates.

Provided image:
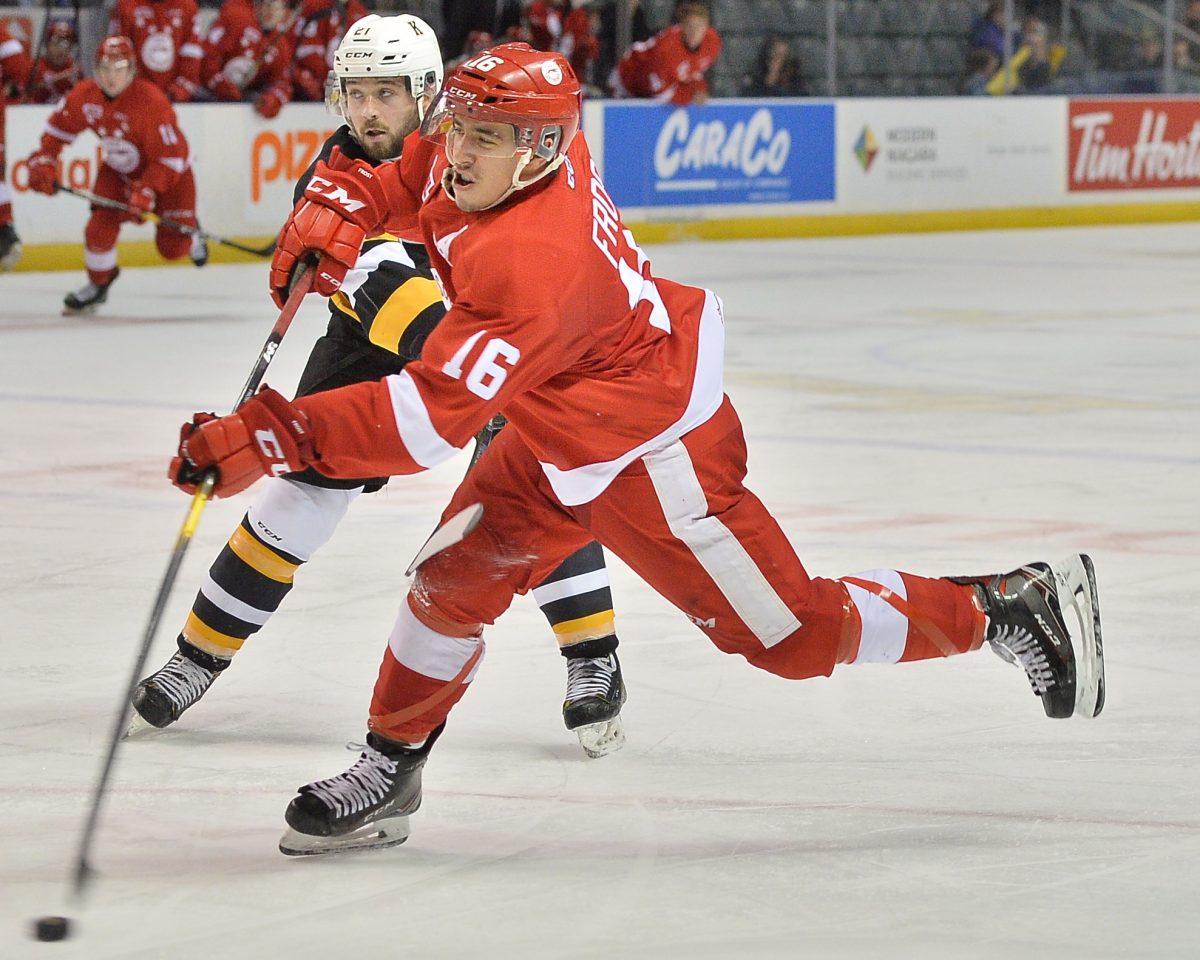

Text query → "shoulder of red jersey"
[131,76,174,110]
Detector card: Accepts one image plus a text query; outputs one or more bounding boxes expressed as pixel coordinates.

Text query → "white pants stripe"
[844,569,908,663]
[531,569,611,606]
[643,439,802,648]
[388,600,484,682]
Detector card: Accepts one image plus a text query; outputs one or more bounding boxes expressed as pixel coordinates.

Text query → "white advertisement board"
[835,97,1065,211]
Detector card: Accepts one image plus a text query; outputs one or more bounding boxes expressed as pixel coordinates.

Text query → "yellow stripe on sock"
[228,526,298,584]
[182,612,245,656]
[552,611,616,648]
[367,277,443,352]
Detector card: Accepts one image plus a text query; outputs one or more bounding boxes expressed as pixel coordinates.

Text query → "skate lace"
[305,742,399,818]
[565,655,617,702]
[990,625,1056,694]
[150,654,216,709]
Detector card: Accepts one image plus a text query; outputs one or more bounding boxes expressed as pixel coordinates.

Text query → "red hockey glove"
[207,72,242,102]
[25,153,58,195]
[166,77,196,103]
[168,388,317,498]
[127,183,156,220]
[301,147,395,233]
[255,90,284,119]
[269,199,365,307]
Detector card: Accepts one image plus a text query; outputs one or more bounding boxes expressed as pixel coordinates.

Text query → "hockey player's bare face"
[444,119,548,212]
[344,78,419,162]
[95,59,135,99]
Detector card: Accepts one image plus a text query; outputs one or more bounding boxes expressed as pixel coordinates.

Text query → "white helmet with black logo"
[329,14,444,120]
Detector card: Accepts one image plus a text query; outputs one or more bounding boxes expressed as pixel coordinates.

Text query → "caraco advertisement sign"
[837,98,1063,210]
[1068,98,1200,191]
[601,101,836,208]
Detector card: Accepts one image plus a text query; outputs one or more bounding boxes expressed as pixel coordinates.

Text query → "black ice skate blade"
[278,818,410,857]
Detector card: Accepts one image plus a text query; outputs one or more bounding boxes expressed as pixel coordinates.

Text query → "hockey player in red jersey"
[200,0,296,118]
[173,45,1105,855]
[22,37,205,313]
[290,0,369,103]
[132,16,627,761]
[23,20,82,105]
[612,0,721,105]
[107,0,204,102]
[0,23,31,269]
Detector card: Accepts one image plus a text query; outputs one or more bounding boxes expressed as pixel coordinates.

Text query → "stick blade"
[405,503,483,577]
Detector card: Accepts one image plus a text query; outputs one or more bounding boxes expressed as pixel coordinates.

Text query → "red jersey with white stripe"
[616,24,721,105]
[297,132,724,506]
[201,0,295,101]
[24,55,82,105]
[1,26,31,97]
[107,0,203,93]
[39,77,191,192]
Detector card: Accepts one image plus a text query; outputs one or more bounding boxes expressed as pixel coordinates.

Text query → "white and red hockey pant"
[368,397,986,744]
[84,166,198,284]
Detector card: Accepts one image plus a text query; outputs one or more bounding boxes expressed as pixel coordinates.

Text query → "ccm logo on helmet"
[342,51,371,58]
[306,174,367,214]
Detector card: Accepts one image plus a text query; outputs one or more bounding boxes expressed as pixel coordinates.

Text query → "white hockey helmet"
[329,14,444,120]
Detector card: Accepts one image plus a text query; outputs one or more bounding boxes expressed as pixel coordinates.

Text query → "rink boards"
[5,94,1200,268]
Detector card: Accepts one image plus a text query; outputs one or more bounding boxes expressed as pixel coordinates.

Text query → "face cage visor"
[326,69,441,123]
[420,88,569,162]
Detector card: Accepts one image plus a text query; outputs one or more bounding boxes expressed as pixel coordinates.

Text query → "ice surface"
[1,224,1198,959]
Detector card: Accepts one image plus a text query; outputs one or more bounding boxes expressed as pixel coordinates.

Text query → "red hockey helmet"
[95,35,135,68]
[422,43,581,166]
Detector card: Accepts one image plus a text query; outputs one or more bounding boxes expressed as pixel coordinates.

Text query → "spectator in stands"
[557,1,602,94]
[742,34,806,97]
[968,2,1012,62]
[108,0,204,102]
[984,13,1064,94]
[959,47,999,95]
[441,0,523,65]
[201,0,296,118]
[24,19,81,105]
[595,0,652,92]
[611,0,721,105]
[292,0,368,103]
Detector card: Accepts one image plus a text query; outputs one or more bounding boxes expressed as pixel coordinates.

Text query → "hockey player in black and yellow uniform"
[128,14,626,759]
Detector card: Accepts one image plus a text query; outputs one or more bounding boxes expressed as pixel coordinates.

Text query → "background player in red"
[130,14,626,761]
[23,20,82,105]
[0,23,31,269]
[175,45,1105,856]
[107,0,204,102]
[612,0,721,105]
[22,36,206,313]
[200,0,296,118]
[290,0,368,103]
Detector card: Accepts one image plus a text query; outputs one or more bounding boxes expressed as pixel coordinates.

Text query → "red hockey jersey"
[291,0,369,101]
[107,0,203,95]
[39,76,191,193]
[1,26,32,100]
[24,56,81,105]
[200,0,294,103]
[616,23,722,105]
[296,132,725,506]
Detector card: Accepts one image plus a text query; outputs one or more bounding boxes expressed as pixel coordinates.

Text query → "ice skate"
[279,727,442,857]
[189,233,208,267]
[0,223,23,270]
[62,268,119,315]
[968,554,1104,719]
[564,652,627,758]
[125,643,227,738]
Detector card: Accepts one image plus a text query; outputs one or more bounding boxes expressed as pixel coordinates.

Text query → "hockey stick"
[405,503,484,576]
[54,183,277,257]
[68,267,314,903]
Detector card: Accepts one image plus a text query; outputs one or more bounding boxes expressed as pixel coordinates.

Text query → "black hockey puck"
[33,916,71,942]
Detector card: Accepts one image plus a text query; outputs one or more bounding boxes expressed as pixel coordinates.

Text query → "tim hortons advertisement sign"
[1068,98,1200,191]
